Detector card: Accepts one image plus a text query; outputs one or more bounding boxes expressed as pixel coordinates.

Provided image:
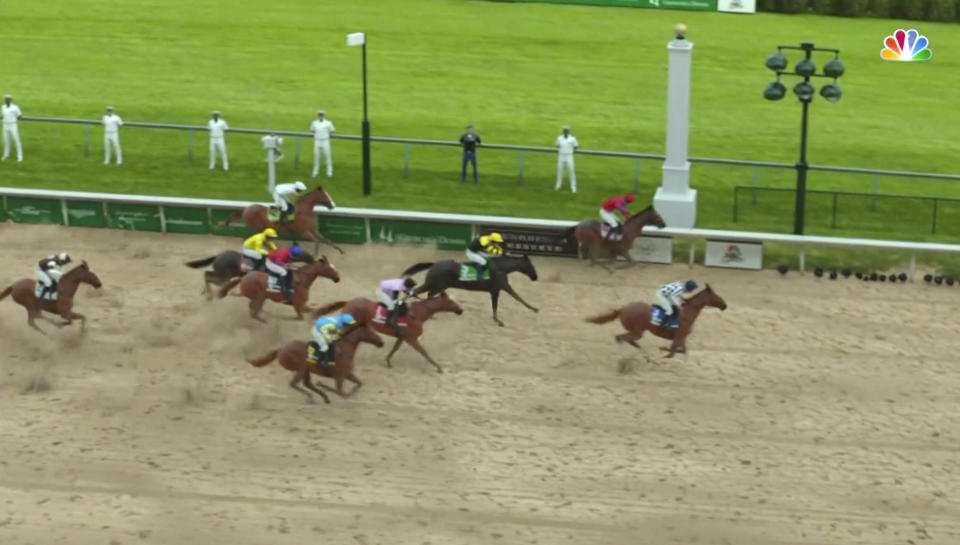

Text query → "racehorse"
[585,284,727,358]
[0,261,102,335]
[217,258,340,321]
[557,205,666,270]
[401,254,539,327]
[185,249,314,298]
[216,187,343,255]
[313,291,463,373]
[246,324,384,403]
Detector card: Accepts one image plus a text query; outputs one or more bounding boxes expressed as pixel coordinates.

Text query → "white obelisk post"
[654,23,698,229]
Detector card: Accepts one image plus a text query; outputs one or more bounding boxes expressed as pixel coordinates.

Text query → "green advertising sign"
[0,197,7,222]
[6,197,64,225]
[495,0,716,9]
[65,200,107,228]
[164,206,210,234]
[209,208,249,238]
[369,219,471,250]
[317,216,368,244]
[107,203,162,232]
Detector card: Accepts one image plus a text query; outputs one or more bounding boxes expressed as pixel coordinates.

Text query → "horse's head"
[305,256,340,283]
[304,186,336,210]
[629,206,666,229]
[297,249,317,264]
[345,324,384,348]
[427,291,464,316]
[69,260,102,289]
[519,254,538,281]
[699,284,727,311]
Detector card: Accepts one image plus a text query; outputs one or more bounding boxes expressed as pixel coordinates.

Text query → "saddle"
[240,256,264,273]
[306,341,334,367]
[651,305,678,329]
[601,224,624,241]
[267,207,295,223]
[458,262,491,282]
[33,283,58,302]
[374,304,408,326]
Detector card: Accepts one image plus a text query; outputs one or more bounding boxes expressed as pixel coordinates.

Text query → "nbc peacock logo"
[881,29,932,61]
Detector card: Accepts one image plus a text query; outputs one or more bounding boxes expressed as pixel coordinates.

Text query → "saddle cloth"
[267,207,294,222]
[375,304,408,326]
[33,283,58,301]
[600,224,624,241]
[267,274,284,292]
[458,263,490,281]
[651,305,678,329]
[306,341,334,365]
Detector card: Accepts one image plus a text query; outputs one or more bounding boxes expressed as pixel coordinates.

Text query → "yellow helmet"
[264,228,278,238]
[488,232,504,243]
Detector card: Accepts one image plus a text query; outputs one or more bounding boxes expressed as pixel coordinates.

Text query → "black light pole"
[764,42,844,235]
[348,32,372,196]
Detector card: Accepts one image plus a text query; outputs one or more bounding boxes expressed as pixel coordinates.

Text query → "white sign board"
[718,0,756,13]
[346,32,366,46]
[704,239,762,270]
[629,236,673,264]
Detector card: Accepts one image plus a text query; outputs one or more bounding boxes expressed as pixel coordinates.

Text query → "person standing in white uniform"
[102,106,123,165]
[554,125,578,193]
[208,110,229,170]
[310,110,335,178]
[2,94,23,162]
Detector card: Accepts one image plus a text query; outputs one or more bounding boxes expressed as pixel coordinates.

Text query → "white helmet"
[57,252,70,262]
[294,181,307,192]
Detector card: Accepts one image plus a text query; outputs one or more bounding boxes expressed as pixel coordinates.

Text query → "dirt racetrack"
[1,223,958,545]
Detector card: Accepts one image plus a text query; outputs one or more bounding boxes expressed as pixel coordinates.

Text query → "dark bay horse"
[0,261,102,334]
[313,292,463,373]
[586,284,727,358]
[185,249,314,298]
[217,187,343,255]
[217,258,340,321]
[402,254,539,327]
[558,205,666,270]
[246,324,384,403]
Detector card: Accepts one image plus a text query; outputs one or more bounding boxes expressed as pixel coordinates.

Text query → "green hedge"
[761,0,960,20]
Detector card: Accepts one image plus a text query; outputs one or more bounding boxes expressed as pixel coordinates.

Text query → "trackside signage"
[370,219,471,250]
[164,206,210,234]
[6,197,63,224]
[704,239,763,270]
[107,203,162,232]
[629,235,673,264]
[317,216,367,244]
[478,225,578,257]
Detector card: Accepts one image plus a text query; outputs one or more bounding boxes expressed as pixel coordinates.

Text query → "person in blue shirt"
[308,313,356,367]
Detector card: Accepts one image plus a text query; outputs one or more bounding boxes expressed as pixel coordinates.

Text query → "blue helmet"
[684,280,698,291]
[338,313,356,326]
[290,244,303,258]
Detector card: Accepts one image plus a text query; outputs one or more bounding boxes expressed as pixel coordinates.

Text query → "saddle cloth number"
[601,224,623,240]
[375,304,407,326]
[267,275,283,292]
[651,305,676,328]
[459,263,490,281]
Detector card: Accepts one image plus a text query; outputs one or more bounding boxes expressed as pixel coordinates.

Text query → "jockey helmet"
[264,228,278,238]
[294,181,307,192]
[624,193,636,203]
[488,232,504,243]
[403,277,417,288]
[684,280,698,291]
[57,252,71,262]
[339,313,356,326]
[289,245,304,257]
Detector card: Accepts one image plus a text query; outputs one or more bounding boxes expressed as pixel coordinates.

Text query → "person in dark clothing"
[459,124,481,184]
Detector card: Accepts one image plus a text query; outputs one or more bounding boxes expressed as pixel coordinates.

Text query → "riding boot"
[283,276,294,304]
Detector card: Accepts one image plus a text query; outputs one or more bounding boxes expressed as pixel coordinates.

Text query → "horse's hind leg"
[616,329,644,349]
[249,297,267,322]
[202,271,215,298]
[289,365,319,403]
[27,309,46,335]
[301,368,331,404]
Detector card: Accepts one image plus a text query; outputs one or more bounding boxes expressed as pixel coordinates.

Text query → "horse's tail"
[557,225,577,242]
[217,210,242,229]
[0,284,12,302]
[402,262,435,276]
[312,300,347,319]
[218,278,242,298]
[246,348,279,368]
[585,307,622,325]
[185,256,216,269]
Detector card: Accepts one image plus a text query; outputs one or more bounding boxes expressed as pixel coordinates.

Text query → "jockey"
[36,252,72,301]
[242,228,278,271]
[267,243,304,303]
[656,280,698,328]
[310,313,357,368]
[600,193,636,240]
[272,180,307,224]
[466,232,504,278]
[378,277,417,326]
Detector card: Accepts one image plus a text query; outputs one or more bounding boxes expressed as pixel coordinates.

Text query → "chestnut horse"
[0,261,102,334]
[585,284,727,358]
[217,257,340,321]
[246,324,384,403]
[313,292,463,373]
[185,248,314,298]
[217,187,343,255]
[557,205,666,270]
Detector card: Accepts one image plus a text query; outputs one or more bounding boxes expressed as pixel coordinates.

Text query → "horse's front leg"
[290,365,320,404]
[385,337,404,368]
[300,367,331,404]
[345,371,363,396]
[405,338,444,373]
[490,290,505,327]
[502,284,538,313]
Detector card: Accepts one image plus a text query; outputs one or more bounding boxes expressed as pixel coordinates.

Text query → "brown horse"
[185,248,314,298]
[217,187,343,255]
[313,292,463,373]
[246,324,384,403]
[0,261,103,334]
[585,284,727,358]
[217,258,340,321]
[557,205,666,270]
